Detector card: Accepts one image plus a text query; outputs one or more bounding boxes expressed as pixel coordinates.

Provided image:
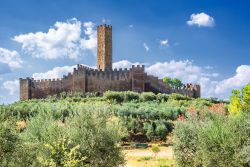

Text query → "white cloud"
[32,64,95,79]
[113,60,142,69]
[143,43,149,52]
[215,65,250,96]
[13,18,96,60]
[80,22,97,53]
[0,48,23,69]
[2,80,19,95]
[160,39,169,47]
[187,12,215,27]
[32,65,76,79]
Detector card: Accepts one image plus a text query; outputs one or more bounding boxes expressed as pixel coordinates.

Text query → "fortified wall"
[20,24,200,100]
[20,64,200,100]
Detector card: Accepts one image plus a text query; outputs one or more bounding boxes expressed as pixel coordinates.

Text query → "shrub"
[138,156,152,161]
[151,144,160,158]
[156,93,169,102]
[0,120,19,166]
[104,91,124,103]
[169,93,191,101]
[124,91,140,102]
[38,137,86,167]
[140,92,157,102]
[173,112,250,167]
[173,120,199,166]
[18,104,125,167]
[67,106,125,167]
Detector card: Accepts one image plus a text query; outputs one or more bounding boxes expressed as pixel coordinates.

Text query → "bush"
[140,92,157,102]
[0,120,19,166]
[169,93,191,101]
[18,104,125,167]
[173,113,250,167]
[38,137,86,167]
[151,144,160,158]
[104,91,124,103]
[67,105,125,167]
[156,93,169,102]
[173,120,199,166]
[124,91,140,102]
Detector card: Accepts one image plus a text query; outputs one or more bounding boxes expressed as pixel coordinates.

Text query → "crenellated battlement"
[97,24,112,29]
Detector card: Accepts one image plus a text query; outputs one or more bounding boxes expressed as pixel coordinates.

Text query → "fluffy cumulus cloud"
[143,43,149,52]
[187,12,215,27]
[32,65,76,79]
[0,48,23,69]
[215,65,250,96]
[2,80,19,95]
[113,60,142,69]
[160,39,169,47]
[32,64,95,79]
[13,18,96,60]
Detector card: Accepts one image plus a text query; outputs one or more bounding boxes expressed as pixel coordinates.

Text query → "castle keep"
[20,25,200,100]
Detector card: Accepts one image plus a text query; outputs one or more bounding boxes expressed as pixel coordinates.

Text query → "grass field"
[124,146,175,167]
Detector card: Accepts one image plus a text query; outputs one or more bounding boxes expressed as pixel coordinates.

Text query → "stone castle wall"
[20,64,200,100]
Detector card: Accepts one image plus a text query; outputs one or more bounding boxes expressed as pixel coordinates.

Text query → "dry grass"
[124,146,175,167]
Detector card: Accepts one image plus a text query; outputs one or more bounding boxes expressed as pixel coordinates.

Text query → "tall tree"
[228,90,242,115]
[163,77,184,88]
[242,83,250,111]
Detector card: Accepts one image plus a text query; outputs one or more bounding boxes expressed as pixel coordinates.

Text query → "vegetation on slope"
[173,83,250,167]
[1,87,247,166]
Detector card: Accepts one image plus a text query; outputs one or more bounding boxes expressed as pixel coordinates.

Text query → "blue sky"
[0,0,250,103]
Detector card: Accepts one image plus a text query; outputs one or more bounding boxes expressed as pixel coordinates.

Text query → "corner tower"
[97,24,112,71]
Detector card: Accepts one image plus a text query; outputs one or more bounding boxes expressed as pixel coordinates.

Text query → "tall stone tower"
[97,25,112,71]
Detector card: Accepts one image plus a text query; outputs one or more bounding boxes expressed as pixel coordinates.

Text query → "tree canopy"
[163,77,184,88]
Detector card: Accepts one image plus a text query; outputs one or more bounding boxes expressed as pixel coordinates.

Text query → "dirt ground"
[123,146,174,167]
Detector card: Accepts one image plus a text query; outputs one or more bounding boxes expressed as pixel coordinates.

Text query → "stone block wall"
[20,64,201,100]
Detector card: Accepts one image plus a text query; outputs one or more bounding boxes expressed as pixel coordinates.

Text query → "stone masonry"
[20,24,201,100]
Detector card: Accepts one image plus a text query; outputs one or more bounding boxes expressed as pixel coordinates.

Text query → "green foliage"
[140,92,157,102]
[38,137,86,167]
[173,113,250,167]
[104,91,125,103]
[124,91,140,102]
[163,77,184,88]
[242,83,250,110]
[0,91,228,166]
[67,106,125,167]
[151,144,160,158]
[156,93,169,102]
[173,120,199,166]
[228,89,242,115]
[0,102,125,167]
[228,82,250,115]
[138,156,151,161]
[0,119,19,166]
[169,93,191,101]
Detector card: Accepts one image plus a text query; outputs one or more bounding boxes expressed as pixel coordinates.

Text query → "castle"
[20,25,200,100]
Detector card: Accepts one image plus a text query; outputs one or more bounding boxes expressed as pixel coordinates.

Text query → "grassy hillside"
[2,90,248,167]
